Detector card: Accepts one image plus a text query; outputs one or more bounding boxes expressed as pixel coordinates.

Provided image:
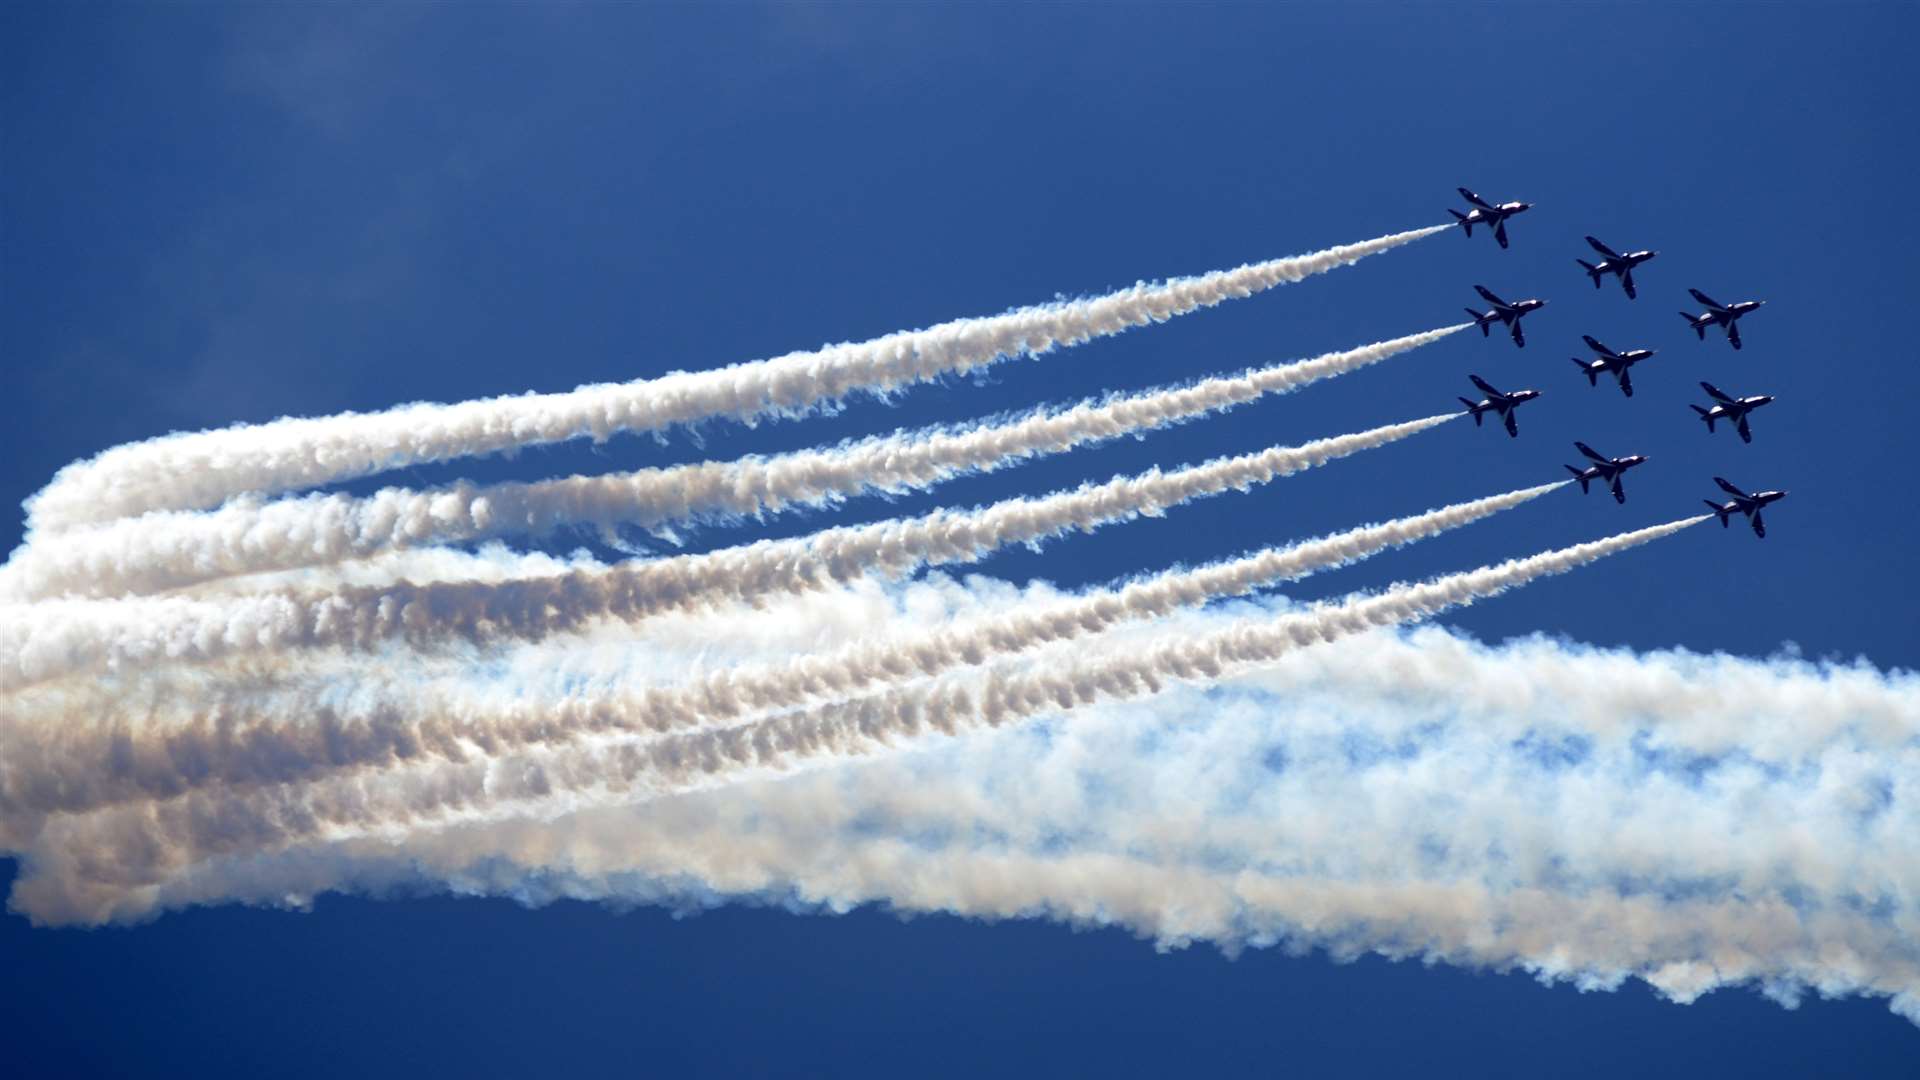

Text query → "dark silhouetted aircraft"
[1704,477,1788,538]
[1681,289,1765,350]
[1575,236,1657,298]
[1570,335,1656,398]
[1458,375,1541,438]
[1564,442,1649,504]
[1692,383,1775,444]
[1449,188,1532,249]
[1466,285,1547,347]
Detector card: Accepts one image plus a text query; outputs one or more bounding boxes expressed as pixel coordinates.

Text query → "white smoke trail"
[23,226,1451,533]
[0,482,1564,818]
[0,415,1456,690]
[9,527,1916,1027]
[1,517,1704,888]
[115,667,1898,1019]
[0,327,1467,602]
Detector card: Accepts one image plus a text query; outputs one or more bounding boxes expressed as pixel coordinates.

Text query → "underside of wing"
[1582,334,1614,357]
[1474,284,1508,306]
[1494,218,1510,249]
[1503,409,1519,437]
[1585,235,1622,259]
[1459,187,1493,209]
[1622,270,1637,299]
[1728,321,1743,349]
[1700,380,1735,403]
[1469,373,1501,396]
[1690,287,1726,310]
[1575,441,1608,463]
[1736,415,1753,443]
[1715,476,1747,497]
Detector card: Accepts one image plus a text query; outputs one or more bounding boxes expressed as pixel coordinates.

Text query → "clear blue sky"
[3,3,1916,1075]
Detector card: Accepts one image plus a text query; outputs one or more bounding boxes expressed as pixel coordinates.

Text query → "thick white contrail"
[0,415,1456,689]
[22,226,1451,533]
[9,526,1916,1028]
[0,327,1467,602]
[4,517,1703,886]
[0,482,1563,817]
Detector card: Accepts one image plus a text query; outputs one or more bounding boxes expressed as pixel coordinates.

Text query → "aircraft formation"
[1448,187,1785,537]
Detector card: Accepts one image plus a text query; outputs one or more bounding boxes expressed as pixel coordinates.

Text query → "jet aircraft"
[1465,285,1547,348]
[1575,236,1657,299]
[1691,382,1775,444]
[1680,289,1765,350]
[1703,477,1788,538]
[1448,188,1532,249]
[1458,375,1542,438]
[1569,335,1656,398]
[1563,442,1649,504]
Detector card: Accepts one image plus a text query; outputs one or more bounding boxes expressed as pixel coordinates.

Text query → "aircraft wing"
[1459,187,1494,209]
[1700,381,1736,403]
[1610,477,1626,504]
[1585,235,1622,259]
[1728,321,1743,349]
[1575,441,1608,463]
[1689,288,1727,310]
[1474,284,1508,307]
[1751,510,1767,538]
[1493,218,1510,249]
[1582,334,1615,357]
[1503,409,1519,438]
[1621,270,1637,299]
[1619,369,1634,397]
[1469,374,1502,397]
[1510,318,1525,347]
[1736,415,1753,443]
[1714,476,1748,498]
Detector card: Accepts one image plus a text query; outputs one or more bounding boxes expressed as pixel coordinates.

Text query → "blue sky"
[3,3,1916,1076]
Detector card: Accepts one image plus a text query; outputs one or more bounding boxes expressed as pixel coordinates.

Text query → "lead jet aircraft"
[1680,289,1765,350]
[1575,236,1657,299]
[1569,335,1656,398]
[1458,374,1542,438]
[1465,285,1547,348]
[1449,188,1532,249]
[1703,477,1788,538]
[1691,382,1775,444]
[1563,442,1649,504]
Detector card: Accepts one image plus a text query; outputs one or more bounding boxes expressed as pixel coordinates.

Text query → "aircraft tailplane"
[1565,465,1589,492]
[1690,404,1716,431]
[1571,359,1597,386]
[1576,258,1602,286]
[1681,313,1706,339]
[1467,308,1491,334]
[1459,398,1483,424]
[1449,209,1471,235]
[1704,500,1731,526]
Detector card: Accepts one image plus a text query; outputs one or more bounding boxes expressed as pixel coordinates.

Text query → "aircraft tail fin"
[1704,500,1731,527]
[1449,209,1471,236]
[1571,359,1597,386]
[1467,308,1490,334]
[1459,397,1483,424]
[1565,465,1589,493]
[1690,404,1716,431]
[1681,312,1706,339]
[1576,258,1602,285]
